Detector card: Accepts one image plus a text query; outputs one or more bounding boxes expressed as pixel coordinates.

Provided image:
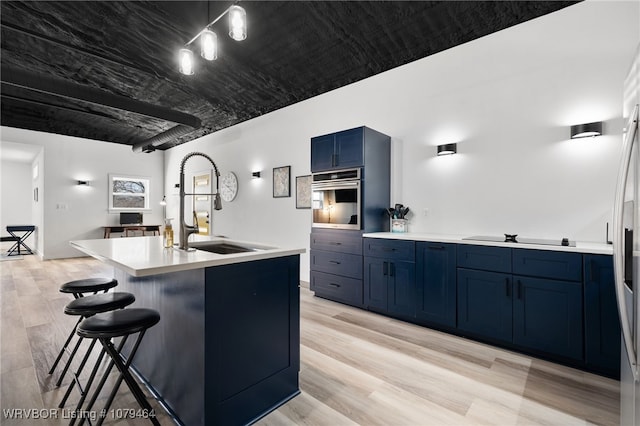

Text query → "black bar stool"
[73,308,161,426]
[57,292,136,408]
[59,278,118,299]
[49,278,118,383]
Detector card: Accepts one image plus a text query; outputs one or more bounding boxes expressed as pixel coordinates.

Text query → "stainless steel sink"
[190,242,262,255]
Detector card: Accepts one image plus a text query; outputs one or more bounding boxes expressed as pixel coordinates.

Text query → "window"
[108,174,150,212]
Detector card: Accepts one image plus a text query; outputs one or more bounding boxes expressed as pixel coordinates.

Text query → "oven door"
[312,180,360,230]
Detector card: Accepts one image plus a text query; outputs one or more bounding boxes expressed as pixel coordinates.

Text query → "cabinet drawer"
[457,245,511,273]
[310,271,362,306]
[513,249,582,281]
[311,230,362,255]
[363,238,415,261]
[310,250,362,279]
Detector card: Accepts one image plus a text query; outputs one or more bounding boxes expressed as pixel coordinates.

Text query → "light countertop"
[362,232,613,255]
[70,236,305,277]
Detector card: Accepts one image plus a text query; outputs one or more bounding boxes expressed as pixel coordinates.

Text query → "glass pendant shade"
[179,48,194,75]
[200,29,217,60]
[228,5,247,41]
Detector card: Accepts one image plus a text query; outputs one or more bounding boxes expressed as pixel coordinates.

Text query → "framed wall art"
[273,166,291,198]
[296,175,312,209]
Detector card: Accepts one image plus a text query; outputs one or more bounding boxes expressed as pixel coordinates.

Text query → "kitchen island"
[71,236,305,426]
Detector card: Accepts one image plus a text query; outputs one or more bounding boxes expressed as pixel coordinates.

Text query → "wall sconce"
[179,4,247,75]
[251,171,261,179]
[437,143,457,156]
[570,121,603,139]
[77,180,90,186]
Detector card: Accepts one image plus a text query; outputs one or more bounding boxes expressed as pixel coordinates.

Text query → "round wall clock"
[220,171,238,202]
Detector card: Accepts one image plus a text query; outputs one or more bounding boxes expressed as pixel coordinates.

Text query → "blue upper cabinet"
[311,126,392,173]
[310,134,336,172]
[334,128,365,170]
[311,127,363,172]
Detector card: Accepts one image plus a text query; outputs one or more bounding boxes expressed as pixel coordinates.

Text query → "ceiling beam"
[1,65,201,129]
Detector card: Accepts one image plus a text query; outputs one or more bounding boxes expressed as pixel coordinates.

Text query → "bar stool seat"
[72,308,161,426]
[77,308,160,338]
[60,277,118,298]
[64,292,135,316]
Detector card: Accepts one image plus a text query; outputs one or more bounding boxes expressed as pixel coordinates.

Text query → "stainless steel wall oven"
[312,169,361,230]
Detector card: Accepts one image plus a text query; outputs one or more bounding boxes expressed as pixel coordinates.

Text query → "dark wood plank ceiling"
[1,1,578,152]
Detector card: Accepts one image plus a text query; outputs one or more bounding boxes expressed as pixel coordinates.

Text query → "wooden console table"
[103,225,161,238]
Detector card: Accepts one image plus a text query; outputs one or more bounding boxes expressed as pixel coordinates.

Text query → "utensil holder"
[391,219,408,233]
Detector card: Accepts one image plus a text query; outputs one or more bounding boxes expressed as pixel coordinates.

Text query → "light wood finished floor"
[1,255,620,425]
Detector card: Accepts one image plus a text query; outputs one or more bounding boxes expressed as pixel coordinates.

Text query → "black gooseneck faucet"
[179,152,222,250]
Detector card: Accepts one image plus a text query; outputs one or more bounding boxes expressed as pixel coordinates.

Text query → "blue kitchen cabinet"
[310,271,363,307]
[310,250,363,279]
[364,256,388,311]
[364,257,416,317]
[335,128,365,170]
[416,242,457,328]
[513,249,582,282]
[457,268,513,343]
[458,246,584,362]
[388,260,416,317]
[584,254,621,377]
[457,244,511,273]
[364,238,416,318]
[310,229,364,307]
[512,276,583,361]
[310,134,336,172]
[311,128,363,172]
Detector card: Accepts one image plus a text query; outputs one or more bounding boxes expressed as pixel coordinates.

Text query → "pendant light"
[179,3,247,75]
[228,5,247,41]
[179,48,194,75]
[200,28,217,61]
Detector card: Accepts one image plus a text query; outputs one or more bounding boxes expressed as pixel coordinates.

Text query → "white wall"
[0,129,165,259]
[164,0,640,282]
[0,159,33,230]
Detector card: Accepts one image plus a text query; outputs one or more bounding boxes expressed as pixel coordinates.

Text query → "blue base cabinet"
[457,268,513,342]
[415,242,457,328]
[364,239,416,318]
[584,255,621,377]
[334,239,618,378]
[513,276,583,361]
[457,246,585,363]
[310,229,364,307]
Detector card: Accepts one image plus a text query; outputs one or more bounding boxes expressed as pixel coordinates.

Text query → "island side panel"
[115,267,206,426]
[205,255,301,425]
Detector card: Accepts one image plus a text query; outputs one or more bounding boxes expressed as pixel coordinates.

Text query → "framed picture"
[273,166,291,198]
[296,175,312,209]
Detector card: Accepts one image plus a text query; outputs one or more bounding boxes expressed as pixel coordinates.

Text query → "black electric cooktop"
[462,234,575,247]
